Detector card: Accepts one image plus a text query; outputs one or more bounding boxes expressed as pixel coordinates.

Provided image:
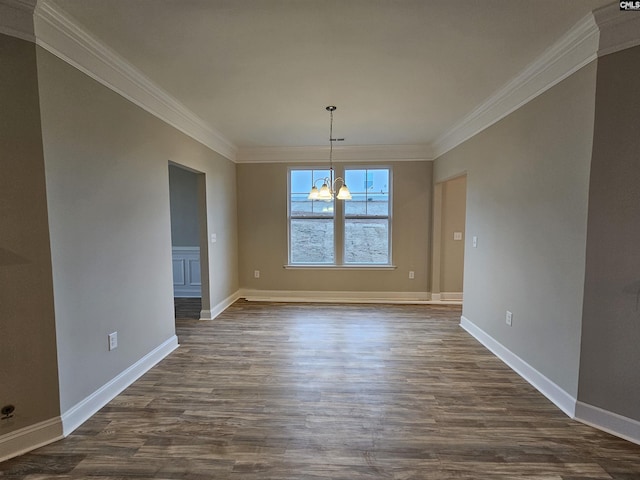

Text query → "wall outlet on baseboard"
[108,332,118,351]
[409,270,415,279]
[254,270,260,279]
[505,311,513,326]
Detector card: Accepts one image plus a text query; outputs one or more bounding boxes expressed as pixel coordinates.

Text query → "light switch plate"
[108,332,118,351]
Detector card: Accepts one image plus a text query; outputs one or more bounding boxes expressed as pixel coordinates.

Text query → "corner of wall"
[575,402,640,446]
[460,315,577,418]
[200,290,241,320]
[0,417,63,463]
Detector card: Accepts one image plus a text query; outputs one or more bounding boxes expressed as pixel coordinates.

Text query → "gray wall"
[440,175,466,293]
[578,45,640,421]
[35,46,239,413]
[0,34,60,435]
[434,62,597,397]
[168,165,200,247]
[237,161,432,292]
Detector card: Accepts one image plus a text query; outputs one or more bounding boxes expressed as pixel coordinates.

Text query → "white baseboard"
[200,290,241,320]
[434,291,463,301]
[238,289,462,305]
[0,417,63,463]
[575,401,640,446]
[460,315,640,446]
[61,335,178,436]
[460,315,576,417]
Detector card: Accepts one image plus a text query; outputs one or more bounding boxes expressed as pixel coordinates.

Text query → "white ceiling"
[49,0,611,150]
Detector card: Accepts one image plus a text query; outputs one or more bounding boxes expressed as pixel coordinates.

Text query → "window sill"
[283,264,397,270]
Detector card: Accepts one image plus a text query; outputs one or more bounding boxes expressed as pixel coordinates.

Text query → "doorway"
[168,163,208,320]
[431,174,467,302]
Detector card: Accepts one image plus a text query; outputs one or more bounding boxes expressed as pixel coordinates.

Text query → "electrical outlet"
[210,233,217,243]
[108,332,118,351]
[254,270,260,279]
[472,236,478,248]
[409,271,415,279]
[506,311,513,326]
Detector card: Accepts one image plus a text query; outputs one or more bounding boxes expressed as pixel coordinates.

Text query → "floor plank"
[2,300,639,479]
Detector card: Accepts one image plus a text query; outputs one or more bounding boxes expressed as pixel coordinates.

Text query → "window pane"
[291,169,332,192]
[345,169,366,191]
[367,194,389,216]
[345,168,389,217]
[345,193,388,216]
[345,169,389,193]
[371,169,389,194]
[290,170,312,193]
[344,218,389,264]
[291,197,335,217]
[291,169,334,217]
[290,193,312,216]
[290,219,334,263]
[345,194,367,216]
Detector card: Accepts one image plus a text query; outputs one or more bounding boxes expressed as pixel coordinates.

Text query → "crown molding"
[432,11,600,159]
[32,1,237,161]
[0,0,37,42]
[594,2,640,57]
[8,1,638,166]
[236,144,434,164]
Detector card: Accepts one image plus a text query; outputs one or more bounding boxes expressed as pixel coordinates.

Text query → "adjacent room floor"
[2,301,639,479]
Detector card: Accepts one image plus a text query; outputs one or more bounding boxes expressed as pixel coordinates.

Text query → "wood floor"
[2,300,640,479]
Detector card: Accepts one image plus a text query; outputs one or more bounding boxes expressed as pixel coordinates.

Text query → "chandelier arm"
[312,177,331,189]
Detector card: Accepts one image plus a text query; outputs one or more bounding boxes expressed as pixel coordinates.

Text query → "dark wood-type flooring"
[2,300,640,479]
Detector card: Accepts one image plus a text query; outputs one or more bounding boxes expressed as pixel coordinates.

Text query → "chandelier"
[308,106,351,201]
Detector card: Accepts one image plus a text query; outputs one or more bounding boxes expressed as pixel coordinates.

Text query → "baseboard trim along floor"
[0,417,63,463]
[460,315,640,446]
[575,401,640,446]
[200,290,242,320]
[61,335,179,436]
[239,289,462,305]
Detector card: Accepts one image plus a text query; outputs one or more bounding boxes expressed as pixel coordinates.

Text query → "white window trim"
[287,166,336,265]
[283,264,397,270]
[342,165,392,266]
[287,165,393,267]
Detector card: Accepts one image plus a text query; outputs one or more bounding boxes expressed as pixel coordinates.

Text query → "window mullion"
[334,165,344,265]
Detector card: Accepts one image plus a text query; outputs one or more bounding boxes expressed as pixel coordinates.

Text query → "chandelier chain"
[307,106,351,201]
[329,107,334,182]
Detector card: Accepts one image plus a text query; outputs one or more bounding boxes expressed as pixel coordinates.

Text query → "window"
[344,168,390,264]
[289,169,334,264]
[288,167,391,266]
